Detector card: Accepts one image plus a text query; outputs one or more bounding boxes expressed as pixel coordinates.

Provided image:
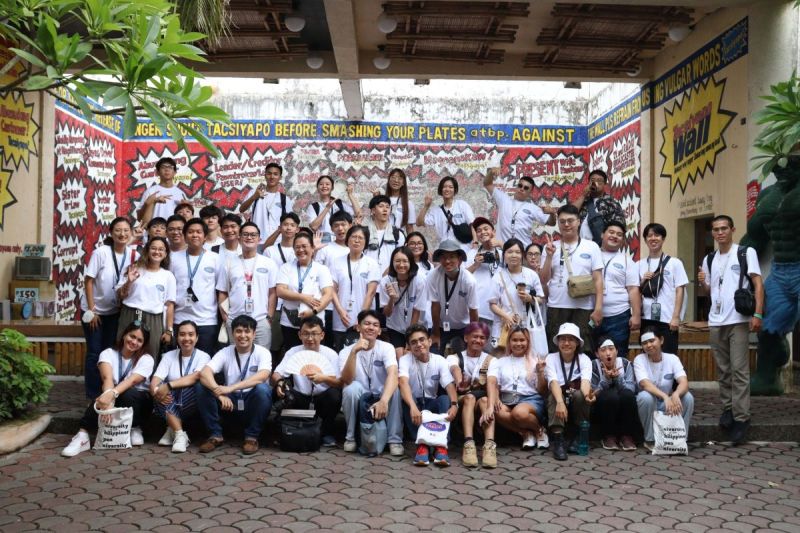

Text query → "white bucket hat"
[552,322,584,348]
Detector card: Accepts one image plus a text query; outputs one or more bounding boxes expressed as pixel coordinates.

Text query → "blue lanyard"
[118,351,133,384]
[179,349,197,378]
[111,247,129,285]
[185,251,204,288]
[297,262,313,293]
[235,347,255,399]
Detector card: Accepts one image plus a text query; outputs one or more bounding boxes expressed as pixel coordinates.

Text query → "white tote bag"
[93,403,133,450]
[652,411,688,455]
[415,410,450,448]
[527,301,549,357]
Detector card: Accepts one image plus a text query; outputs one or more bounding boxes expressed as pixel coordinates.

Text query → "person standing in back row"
[239,163,294,246]
[137,157,186,225]
[483,169,555,246]
[573,169,625,246]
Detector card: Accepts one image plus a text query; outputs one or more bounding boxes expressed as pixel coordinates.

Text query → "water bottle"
[577,420,590,456]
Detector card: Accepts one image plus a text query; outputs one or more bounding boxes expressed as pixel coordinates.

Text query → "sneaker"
[602,436,620,450]
[61,431,90,457]
[481,440,497,469]
[389,443,405,457]
[158,427,175,446]
[521,432,537,450]
[172,430,189,453]
[552,434,567,461]
[433,447,450,467]
[199,436,224,453]
[343,440,358,453]
[242,438,259,455]
[536,430,549,449]
[414,444,430,466]
[130,427,144,446]
[462,440,478,467]
[619,435,637,451]
[321,435,337,447]
[730,419,751,445]
[719,409,734,431]
[644,441,655,452]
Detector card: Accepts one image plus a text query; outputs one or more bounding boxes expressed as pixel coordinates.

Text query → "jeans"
[80,387,151,431]
[636,390,694,442]
[710,323,751,421]
[197,382,272,439]
[763,262,800,334]
[594,309,631,358]
[592,386,638,437]
[285,387,343,437]
[81,312,120,399]
[402,395,450,441]
[342,381,402,444]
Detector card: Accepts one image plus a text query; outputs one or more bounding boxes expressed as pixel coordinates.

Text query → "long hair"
[136,236,170,270]
[387,246,418,282]
[506,326,535,382]
[406,231,432,270]
[102,217,133,246]
[386,168,409,228]
[115,321,152,365]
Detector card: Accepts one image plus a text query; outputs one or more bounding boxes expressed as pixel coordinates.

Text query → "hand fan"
[282,349,336,376]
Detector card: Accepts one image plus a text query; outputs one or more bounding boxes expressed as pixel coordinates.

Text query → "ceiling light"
[627,65,642,77]
[668,24,691,42]
[373,46,391,70]
[377,12,398,34]
[306,53,324,70]
[285,13,306,32]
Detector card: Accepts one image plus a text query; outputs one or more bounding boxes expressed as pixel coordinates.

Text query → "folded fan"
[281,350,336,376]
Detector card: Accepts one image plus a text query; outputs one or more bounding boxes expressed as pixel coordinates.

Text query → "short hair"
[604,220,626,234]
[166,214,186,227]
[330,210,353,225]
[199,205,223,220]
[147,217,168,229]
[404,323,429,342]
[387,246,418,280]
[557,204,580,217]
[519,176,535,187]
[643,222,667,239]
[231,314,257,331]
[221,213,242,226]
[437,176,459,195]
[176,320,198,335]
[502,237,525,256]
[357,309,381,324]
[265,162,283,175]
[589,169,608,183]
[526,242,543,254]
[369,195,391,210]
[346,225,370,246]
[297,227,314,239]
[300,315,324,331]
[293,231,313,246]
[280,212,300,225]
[316,175,334,188]
[712,214,735,229]
[174,202,193,216]
[156,157,176,170]
[240,221,260,236]
[595,335,615,352]
[464,321,490,338]
[640,325,663,339]
[183,217,208,236]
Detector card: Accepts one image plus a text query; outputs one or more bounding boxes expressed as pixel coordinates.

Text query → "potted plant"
[752,71,800,178]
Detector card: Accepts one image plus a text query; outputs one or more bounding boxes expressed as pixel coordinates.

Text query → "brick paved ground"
[1,434,800,532]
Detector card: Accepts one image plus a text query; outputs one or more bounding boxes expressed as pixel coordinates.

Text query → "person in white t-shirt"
[697,215,763,445]
[379,247,427,358]
[541,204,604,354]
[213,213,243,260]
[174,201,194,221]
[115,236,177,360]
[170,218,221,355]
[315,210,353,348]
[364,195,406,275]
[62,322,155,457]
[594,220,641,356]
[545,322,594,461]
[634,328,694,450]
[466,217,504,345]
[306,175,359,241]
[239,162,294,246]
[483,170,555,245]
[197,315,273,455]
[371,168,416,234]
[264,212,299,354]
[590,337,638,452]
[165,215,186,253]
[150,320,211,453]
[339,310,404,456]
[418,176,475,251]
[398,324,458,467]
[428,240,480,353]
[136,157,186,224]
[200,205,225,251]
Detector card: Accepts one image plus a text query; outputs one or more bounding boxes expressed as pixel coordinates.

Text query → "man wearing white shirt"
[573,169,625,246]
[197,315,272,454]
[541,204,604,354]
[200,205,225,251]
[483,171,555,244]
[594,220,641,357]
[315,210,352,349]
[365,195,405,274]
[136,157,186,224]
[698,215,764,444]
[466,217,503,344]
[170,218,221,355]
[213,213,242,261]
[428,240,479,353]
[339,310,404,456]
[165,215,186,253]
[239,162,294,245]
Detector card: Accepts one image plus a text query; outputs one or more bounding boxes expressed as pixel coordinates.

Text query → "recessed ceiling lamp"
[627,65,642,77]
[668,24,691,42]
[377,12,398,34]
[285,13,306,32]
[373,46,391,70]
[306,53,324,70]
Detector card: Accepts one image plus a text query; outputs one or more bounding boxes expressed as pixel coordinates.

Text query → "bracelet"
[450,401,458,407]
[753,313,763,319]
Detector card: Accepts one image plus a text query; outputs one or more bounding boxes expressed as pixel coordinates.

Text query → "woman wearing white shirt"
[81,216,138,399]
[373,168,416,234]
[331,226,381,351]
[407,232,434,330]
[61,322,154,457]
[417,176,475,249]
[150,320,211,453]
[380,246,426,358]
[306,175,358,241]
[116,236,177,360]
[634,327,694,450]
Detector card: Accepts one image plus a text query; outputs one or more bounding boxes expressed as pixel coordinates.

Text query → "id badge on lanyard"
[244,268,254,314]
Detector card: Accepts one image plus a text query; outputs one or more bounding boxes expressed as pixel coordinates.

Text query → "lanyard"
[359,348,375,391]
[347,255,362,301]
[511,356,525,391]
[118,352,133,384]
[510,200,528,229]
[235,347,255,384]
[715,249,734,290]
[179,349,197,378]
[396,279,411,321]
[560,354,579,386]
[602,252,616,282]
[186,251,205,289]
[111,247,130,285]
[297,262,313,293]
[560,238,581,266]
[443,270,460,314]
[277,244,287,264]
[647,357,664,390]
[241,256,255,298]
[414,357,431,401]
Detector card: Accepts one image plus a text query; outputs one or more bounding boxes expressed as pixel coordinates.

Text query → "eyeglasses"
[517,183,532,191]
[558,218,579,225]
[300,331,323,339]
[240,232,260,238]
[527,251,542,257]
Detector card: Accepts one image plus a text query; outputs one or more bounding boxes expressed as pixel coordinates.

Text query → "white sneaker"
[171,430,189,453]
[61,431,90,457]
[158,427,174,446]
[343,440,358,452]
[389,443,405,457]
[537,430,549,449]
[522,433,537,450]
[131,427,144,446]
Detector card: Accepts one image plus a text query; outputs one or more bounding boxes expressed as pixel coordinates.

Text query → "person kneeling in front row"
[197,315,273,455]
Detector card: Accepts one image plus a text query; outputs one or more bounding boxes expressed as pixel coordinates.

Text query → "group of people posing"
[62,157,764,465]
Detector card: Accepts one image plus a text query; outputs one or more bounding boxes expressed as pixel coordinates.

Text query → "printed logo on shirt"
[249,366,258,372]
[664,373,674,381]
[453,213,464,222]
[431,374,440,381]
[580,253,591,259]
[156,284,165,292]
[257,267,269,274]
[458,290,467,297]
[523,208,531,215]
[360,272,369,279]
[731,264,741,274]
[204,266,215,273]
[374,360,385,367]
[613,263,624,270]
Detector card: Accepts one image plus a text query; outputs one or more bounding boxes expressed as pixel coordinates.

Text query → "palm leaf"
[175,0,230,48]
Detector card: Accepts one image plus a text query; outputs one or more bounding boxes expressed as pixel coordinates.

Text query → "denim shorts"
[502,392,545,420]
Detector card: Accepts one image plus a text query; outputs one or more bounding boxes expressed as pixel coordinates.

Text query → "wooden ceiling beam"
[551,4,692,24]
[524,56,640,73]
[385,48,505,64]
[387,31,517,43]
[536,36,663,50]
[382,2,530,18]
[227,0,293,14]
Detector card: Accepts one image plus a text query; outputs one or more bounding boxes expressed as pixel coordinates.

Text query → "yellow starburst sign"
[0,168,17,229]
[0,92,39,170]
[659,76,736,196]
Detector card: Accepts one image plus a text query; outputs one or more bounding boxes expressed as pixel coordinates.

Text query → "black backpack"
[252,192,287,217]
[312,199,344,216]
[705,246,755,316]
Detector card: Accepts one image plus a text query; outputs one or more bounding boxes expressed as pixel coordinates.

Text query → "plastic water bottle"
[577,420,590,456]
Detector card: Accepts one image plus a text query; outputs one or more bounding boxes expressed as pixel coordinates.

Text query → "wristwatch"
[450,401,458,407]
[165,328,173,336]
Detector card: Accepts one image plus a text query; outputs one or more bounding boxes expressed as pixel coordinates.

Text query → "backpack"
[705,246,756,316]
[312,199,344,216]
[252,192,287,217]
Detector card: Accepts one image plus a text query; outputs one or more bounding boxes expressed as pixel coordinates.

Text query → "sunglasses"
[517,183,532,191]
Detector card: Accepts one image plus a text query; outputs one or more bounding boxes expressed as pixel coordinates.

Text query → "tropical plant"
[752,72,800,178]
[176,0,230,48]
[0,328,54,422]
[0,0,230,155]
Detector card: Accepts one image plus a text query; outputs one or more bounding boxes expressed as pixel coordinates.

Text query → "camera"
[481,251,497,264]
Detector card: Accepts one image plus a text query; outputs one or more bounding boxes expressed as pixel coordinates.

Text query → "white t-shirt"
[330,255,381,332]
[426,266,479,330]
[488,355,541,395]
[638,254,689,323]
[170,250,220,326]
[264,243,294,311]
[205,344,272,393]
[363,224,405,274]
[216,244,242,264]
[117,267,177,315]
[305,199,354,237]
[315,242,349,269]
[492,188,549,244]
[416,263,433,328]
[601,250,640,317]
[544,352,592,386]
[80,245,138,314]
[275,345,341,395]
[138,184,185,221]
[466,246,504,320]
[389,195,416,231]
[633,352,686,396]
[154,348,211,383]
[338,339,397,396]
[546,238,603,311]
[489,267,544,318]
[701,244,761,326]
[247,190,294,243]
[276,260,334,327]
[379,274,428,333]
[202,236,225,251]
[446,351,492,383]
[216,254,277,323]
[399,352,454,400]
[423,199,475,250]
[98,348,154,391]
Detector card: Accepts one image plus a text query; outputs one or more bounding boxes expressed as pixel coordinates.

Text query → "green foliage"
[0,0,230,155]
[176,0,230,48]
[0,329,54,422]
[753,72,800,178]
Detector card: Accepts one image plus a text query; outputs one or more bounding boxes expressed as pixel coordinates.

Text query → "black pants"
[80,388,152,431]
[438,328,465,355]
[287,387,343,437]
[592,386,638,437]
[280,326,301,366]
[641,319,679,354]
